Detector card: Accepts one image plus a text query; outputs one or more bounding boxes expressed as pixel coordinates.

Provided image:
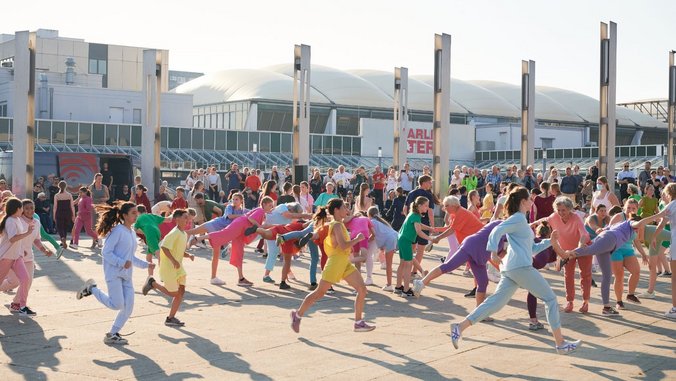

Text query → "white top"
[151,201,172,216]
[450,175,463,188]
[298,193,314,213]
[400,171,413,191]
[386,175,399,192]
[332,172,353,187]
[591,190,611,210]
[20,216,41,262]
[0,216,28,261]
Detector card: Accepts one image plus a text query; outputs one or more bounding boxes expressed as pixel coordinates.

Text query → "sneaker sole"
[354,327,376,332]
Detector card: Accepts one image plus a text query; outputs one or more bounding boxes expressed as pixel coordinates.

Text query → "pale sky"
[4,0,675,102]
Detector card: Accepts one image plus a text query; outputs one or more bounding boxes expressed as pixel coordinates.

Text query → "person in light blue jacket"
[449,186,582,355]
[76,202,154,345]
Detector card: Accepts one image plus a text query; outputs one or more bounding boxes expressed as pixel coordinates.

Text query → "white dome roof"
[174,65,665,128]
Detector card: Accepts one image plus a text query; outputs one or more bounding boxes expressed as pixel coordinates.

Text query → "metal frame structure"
[292,44,311,184]
[432,33,452,198]
[393,67,408,171]
[520,60,535,169]
[598,21,618,183]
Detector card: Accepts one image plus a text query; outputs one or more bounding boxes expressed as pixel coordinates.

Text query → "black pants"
[372,189,385,212]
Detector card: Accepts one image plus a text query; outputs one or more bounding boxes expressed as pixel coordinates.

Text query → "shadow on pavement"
[93,345,203,380]
[0,316,64,381]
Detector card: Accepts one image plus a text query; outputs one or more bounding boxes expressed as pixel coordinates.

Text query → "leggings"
[439,248,488,293]
[467,266,561,330]
[73,213,97,244]
[92,276,135,335]
[281,223,314,241]
[0,259,31,307]
[308,241,320,284]
[40,224,61,251]
[574,232,617,306]
[528,248,557,318]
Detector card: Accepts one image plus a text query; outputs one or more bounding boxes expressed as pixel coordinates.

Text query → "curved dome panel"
[174,69,331,104]
[470,80,585,123]
[348,69,468,113]
[266,64,393,108]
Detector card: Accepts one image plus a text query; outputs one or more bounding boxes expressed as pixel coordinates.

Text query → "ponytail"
[368,206,391,227]
[313,206,329,226]
[96,201,136,237]
[410,196,429,215]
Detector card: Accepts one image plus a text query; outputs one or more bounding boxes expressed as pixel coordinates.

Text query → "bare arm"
[414,222,434,241]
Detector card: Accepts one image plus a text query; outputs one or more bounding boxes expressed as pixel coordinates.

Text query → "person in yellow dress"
[141,209,194,327]
[480,183,495,219]
[289,198,376,333]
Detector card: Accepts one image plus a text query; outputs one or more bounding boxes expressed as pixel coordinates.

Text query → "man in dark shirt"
[638,161,652,190]
[560,167,580,205]
[224,163,243,195]
[404,175,436,276]
[101,162,114,199]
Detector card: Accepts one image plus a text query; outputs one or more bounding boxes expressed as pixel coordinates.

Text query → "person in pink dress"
[344,214,376,276]
[71,187,99,249]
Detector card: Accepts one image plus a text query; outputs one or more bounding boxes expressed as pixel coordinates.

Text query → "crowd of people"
[0,158,674,354]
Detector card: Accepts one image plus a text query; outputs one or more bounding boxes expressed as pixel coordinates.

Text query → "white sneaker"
[382,285,394,292]
[210,277,226,286]
[556,339,581,355]
[70,244,79,249]
[665,307,676,319]
[364,278,373,286]
[462,269,472,277]
[412,279,425,297]
[639,290,656,299]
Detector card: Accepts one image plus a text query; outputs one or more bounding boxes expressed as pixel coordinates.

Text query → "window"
[37,120,51,144]
[203,130,215,150]
[237,132,248,152]
[88,59,107,75]
[160,127,168,148]
[0,118,10,141]
[281,134,291,153]
[131,125,141,147]
[118,125,130,146]
[342,137,351,155]
[540,138,554,149]
[79,123,92,145]
[180,128,191,149]
[105,124,118,146]
[52,121,65,144]
[215,131,226,151]
[311,135,322,154]
[322,136,332,155]
[0,102,7,117]
[66,122,78,145]
[133,109,142,124]
[352,138,361,155]
[192,129,203,150]
[332,137,342,154]
[270,133,280,153]
[168,128,179,149]
[226,131,237,151]
[259,132,270,152]
[92,124,105,145]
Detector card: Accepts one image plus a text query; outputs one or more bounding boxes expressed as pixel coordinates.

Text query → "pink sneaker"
[9,302,20,313]
[290,310,301,333]
[353,320,376,332]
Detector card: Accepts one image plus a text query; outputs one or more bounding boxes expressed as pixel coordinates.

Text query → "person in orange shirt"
[171,187,188,210]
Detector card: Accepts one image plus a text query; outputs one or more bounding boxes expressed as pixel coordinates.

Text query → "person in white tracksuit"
[76,202,154,345]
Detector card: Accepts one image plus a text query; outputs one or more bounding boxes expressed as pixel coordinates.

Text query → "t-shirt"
[135,213,165,233]
[399,213,422,242]
[271,221,305,254]
[21,216,41,262]
[405,188,435,225]
[345,216,373,235]
[151,201,172,216]
[400,171,414,192]
[0,216,28,261]
[266,204,292,225]
[278,195,295,204]
[159,227,188,280]
[372,173,386,190]
[203,200,224,221]
[332,172,353,188]
[245,175,262,192]
[171,197,188,210]
[325,221,351,258]
[314,192,338,207]
[534,195,555,220]
[450,207,484,243]
[545,212,589,250]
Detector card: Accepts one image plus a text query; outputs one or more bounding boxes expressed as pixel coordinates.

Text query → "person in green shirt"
[134,205,172,276]
[314,182,339,207]
[461,169,478,192]
[395,196,435,297]
[639,184,658,218]
[194,193,224,222]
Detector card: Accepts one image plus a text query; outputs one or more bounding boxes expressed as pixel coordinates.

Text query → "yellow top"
[159,227,187,280]
[325,221,351,258]
[480,193,494,219]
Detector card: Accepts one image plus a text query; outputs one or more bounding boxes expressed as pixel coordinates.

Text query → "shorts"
[203,218,230,233]
[415,236,428,245]
[163,274,186,293]
[644,225,671,256]
[398,237,414,261]
[611,247,635,262]
[144,229,161,254]
[663,225,671,249]
[381,235,398,252]
[322,255,356,284]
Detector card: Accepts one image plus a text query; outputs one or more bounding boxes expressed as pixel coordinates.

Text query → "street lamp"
[378,147,383,168]
[252,143,258,170]
[542,149,548,178]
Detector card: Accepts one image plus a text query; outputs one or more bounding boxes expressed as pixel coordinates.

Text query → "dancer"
[75,202,154,345]
[142,209,194,326]
[290,198,375,333]
[450,186,581,355]
[71,187,99,250]
[395,196,435,297]
[413,219,507,316]
[0,198,38,316]
[53,180,74,249]
[134,205,172,276]
[404,176,437,278]
[367,207,398,291]
[186,193,248,285]
[261,203,311,283]
[252,220,308,290]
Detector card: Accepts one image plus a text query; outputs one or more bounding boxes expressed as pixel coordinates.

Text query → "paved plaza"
[0,238,674,380]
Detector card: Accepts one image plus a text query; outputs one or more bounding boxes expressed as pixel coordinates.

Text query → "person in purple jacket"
[412,220,507,311]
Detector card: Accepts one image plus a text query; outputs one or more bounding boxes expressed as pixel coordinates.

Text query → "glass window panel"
[312,135,322,154]
[131,125,141,147]
[332,137,342,155]
[281,133,291,153]
[51,121,64,144]
[98,60,107,75]
[105,124,118,145]
[92,124,105,145]
[193,115,199,128]
[0,118,9,141]
[229,112,236,130]
[192,129,203,150]
[168,127,180,149]
[65,122,78,145]
[160,127,168,148]
[226,131,237,151]
[89,59,97,74]
[249,132,259,151]
[180,128,191,149]
[215,131,226,151]
[259,132,270,152]
[203,130,215,150]
[352,138,361,155]
[37,120,51,144]
[270,133,281,153]
[238,132,248,152]
[118,125,130,146]
[323,136,332,155]
[342,137,351,155]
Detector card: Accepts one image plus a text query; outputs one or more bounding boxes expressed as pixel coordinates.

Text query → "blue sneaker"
[556,339,581,355]
[262,276,275,284]
[450,323,461,349]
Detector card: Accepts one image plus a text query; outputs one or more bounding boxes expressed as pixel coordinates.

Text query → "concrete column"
[11,31,36,199]
[393,67,408,171]
[142,49,163,202]
[245,103,258,131]
[327,109,337,135]
[432,33,451,198]
[520,60,535,170]
[668,51,675,171]
[598,22,617,182]
[292,44,310,184]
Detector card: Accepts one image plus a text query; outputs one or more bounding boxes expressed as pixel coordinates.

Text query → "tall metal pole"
[520,60,535,170]
[668,50,675,172]
[393,67,408,171]
[11,31,36,199]
[142,49,163,202]
[293,44,311,184]
[599,21,617,182]
[433,34,452,198]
